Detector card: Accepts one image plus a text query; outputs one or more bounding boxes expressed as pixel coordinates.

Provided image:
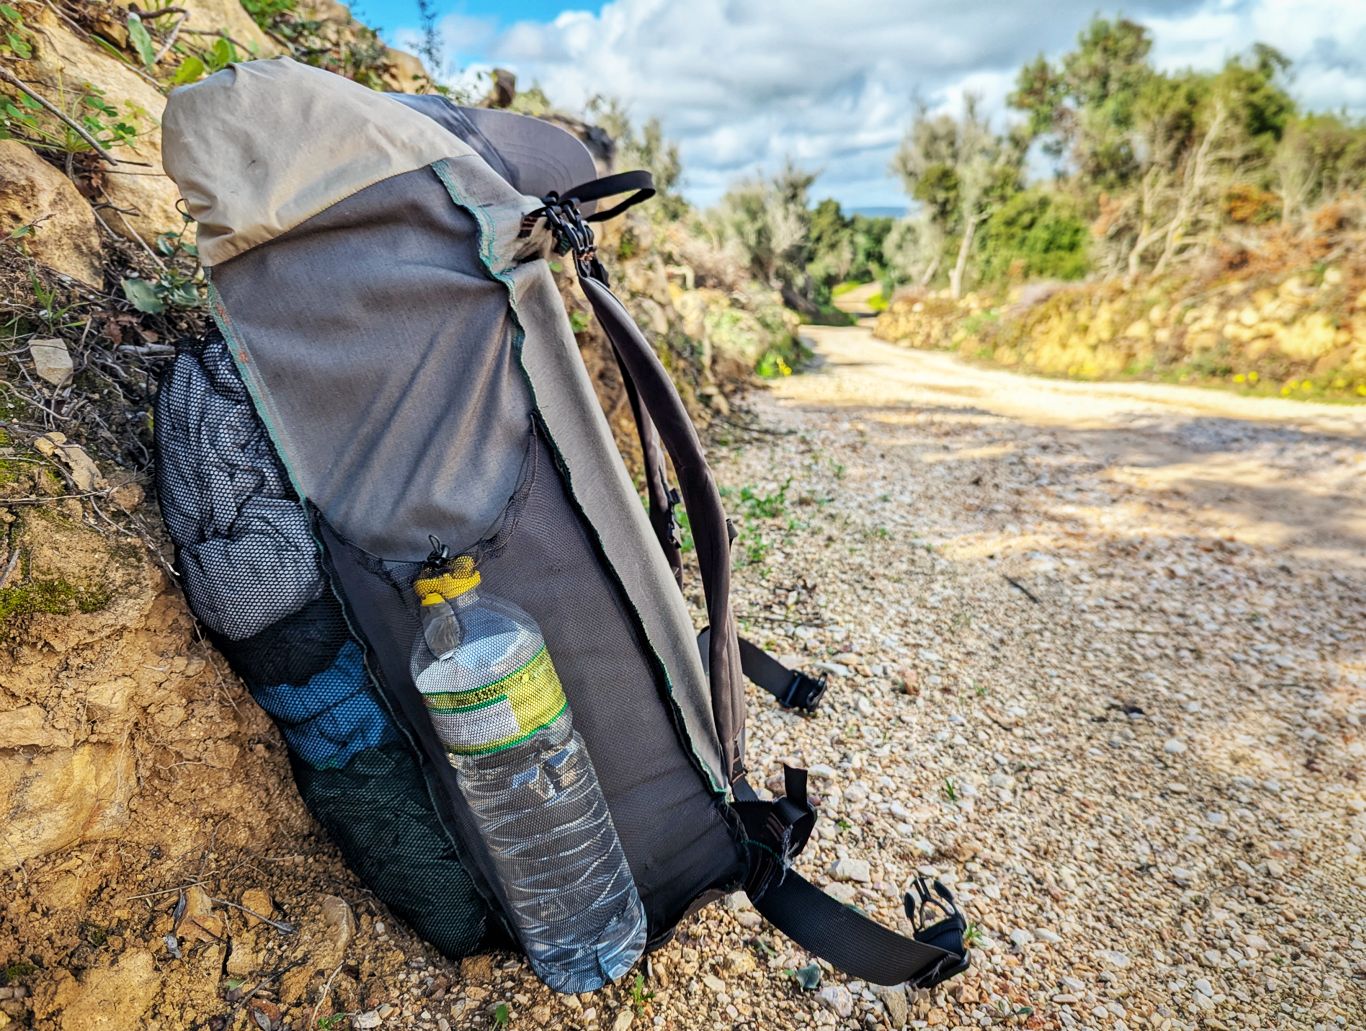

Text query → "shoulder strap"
[733,771,970,988]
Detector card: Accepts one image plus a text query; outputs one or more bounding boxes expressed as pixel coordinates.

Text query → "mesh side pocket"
[318,431,747,939]
[154,329,498,955]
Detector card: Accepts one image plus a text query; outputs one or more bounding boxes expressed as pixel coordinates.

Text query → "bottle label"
[421,645,568,755]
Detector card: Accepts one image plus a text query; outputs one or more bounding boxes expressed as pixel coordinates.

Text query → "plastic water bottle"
[410,543,646,992]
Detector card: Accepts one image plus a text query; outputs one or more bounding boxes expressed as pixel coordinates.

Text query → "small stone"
[318,895,357,966]
[1164,738,1187,754]
[1096,949,1130,969]
[352,1012,382,1030]
[818,985,853,1018]
[111,481,145,513]
[611,1009,634,1031]
[28,337,73,387]
[34,431,103,491]
[176,885,224,944]
[723,950,756,975]
[702,975,725,993]
[1036,929,1061,944]
[1172,867,1195,887]
[829,857,871,883]
[809,764,837,780]
[1194,978,1214,997]
[873,983,908,1028]
[240,888,275,927]
[815,661,852,677]
[1009,929,1034,949]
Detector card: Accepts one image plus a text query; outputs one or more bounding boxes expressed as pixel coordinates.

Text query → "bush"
[975,189,1090,285]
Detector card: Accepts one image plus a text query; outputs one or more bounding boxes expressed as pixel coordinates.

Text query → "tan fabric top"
[162,58,471,266]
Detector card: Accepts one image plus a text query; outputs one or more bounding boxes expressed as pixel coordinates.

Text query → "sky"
[356,0,1366,210]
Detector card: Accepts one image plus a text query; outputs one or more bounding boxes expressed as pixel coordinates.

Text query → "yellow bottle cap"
[414,555,482,606]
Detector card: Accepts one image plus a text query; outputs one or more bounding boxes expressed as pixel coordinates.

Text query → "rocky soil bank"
[875,244,1366,403]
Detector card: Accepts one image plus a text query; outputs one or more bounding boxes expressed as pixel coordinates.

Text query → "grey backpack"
[154,57,969,991]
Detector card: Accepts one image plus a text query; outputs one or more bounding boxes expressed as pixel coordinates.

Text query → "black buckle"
[733,766,815,900]
[779,670,827,713]
[905,877,971,988]
[664,487,683,550]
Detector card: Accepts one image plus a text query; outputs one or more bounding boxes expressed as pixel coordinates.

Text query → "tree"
[712,162,819,311]
[1010,17,1156,188]
[892,96,1024,297]
[585,96,688,220]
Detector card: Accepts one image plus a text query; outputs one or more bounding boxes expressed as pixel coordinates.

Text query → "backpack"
[154,57,970,992]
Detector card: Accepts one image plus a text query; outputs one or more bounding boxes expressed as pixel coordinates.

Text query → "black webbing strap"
[732,773,970,988]
[560,171,657,223]
[698,628,827,712]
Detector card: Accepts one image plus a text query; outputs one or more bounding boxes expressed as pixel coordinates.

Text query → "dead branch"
[0,67,150,167]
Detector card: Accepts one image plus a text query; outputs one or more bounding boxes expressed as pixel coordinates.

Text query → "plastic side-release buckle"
[780,670,828,713]
[905,877,971,988]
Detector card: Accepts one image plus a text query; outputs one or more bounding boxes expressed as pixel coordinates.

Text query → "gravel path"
[704,317,1365,1029]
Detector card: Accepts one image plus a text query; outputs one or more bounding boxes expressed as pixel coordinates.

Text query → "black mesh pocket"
[154,329,498,955]
[318,430,746,940]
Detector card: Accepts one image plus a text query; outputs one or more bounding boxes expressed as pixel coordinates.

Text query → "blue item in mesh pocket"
[253,640,395,769]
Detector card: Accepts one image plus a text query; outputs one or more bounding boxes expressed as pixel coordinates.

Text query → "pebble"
[830,858,871,882]
[1097,950,1131,969]
[1009,929,1035,949]
[1164,738,1187,754]
[352,1013,382,1030]
[818,986,854,1018]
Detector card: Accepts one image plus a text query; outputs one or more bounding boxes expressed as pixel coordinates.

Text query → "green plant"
[737,479,791,520]
[755,348,792,378]
[942,777,959,803]
[1,3,30,58]
[2,79,142,158]
[1,961,37,985]
[126,12,157,68]
[316,1015,347,1030]
[963,923,984,947]
[629,972,655,1016]
[491,1002,511,1028]
[120,220,204,314]
[171,36,240,85]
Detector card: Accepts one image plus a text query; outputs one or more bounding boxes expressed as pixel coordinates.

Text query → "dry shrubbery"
[876,202,1366,399]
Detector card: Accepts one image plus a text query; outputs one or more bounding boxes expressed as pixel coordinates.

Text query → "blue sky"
[357,1,1366,210]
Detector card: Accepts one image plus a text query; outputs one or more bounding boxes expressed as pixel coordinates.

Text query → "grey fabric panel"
[210,169,531,559]
[210,155,729,789]
[432,157,729,791]
[317,432,743,934]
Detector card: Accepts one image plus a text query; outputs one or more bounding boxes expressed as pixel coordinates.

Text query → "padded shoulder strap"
[732,772,970,988]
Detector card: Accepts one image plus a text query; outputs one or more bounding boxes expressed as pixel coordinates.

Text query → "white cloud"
[411,0,1366,209]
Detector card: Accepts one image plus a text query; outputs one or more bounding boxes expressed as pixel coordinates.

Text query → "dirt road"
[702,303,1366,1027]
